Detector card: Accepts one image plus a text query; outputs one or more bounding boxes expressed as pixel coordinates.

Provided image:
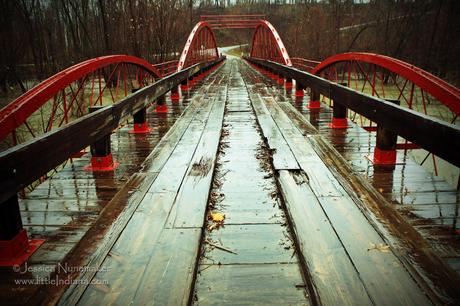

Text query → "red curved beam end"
[311,52,460,116]
[177,21,219,71]
[0,55,161,142]
[250,20,292,66]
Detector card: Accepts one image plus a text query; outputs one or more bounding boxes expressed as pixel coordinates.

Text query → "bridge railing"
[245,57,460,169]
[0,57,224,205]
[153,60,179,76]
[291,57,321,73]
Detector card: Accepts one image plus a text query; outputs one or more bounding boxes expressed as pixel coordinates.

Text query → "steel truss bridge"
[0,14,459,306]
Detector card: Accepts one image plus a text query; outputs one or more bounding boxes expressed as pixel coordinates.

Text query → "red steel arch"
[311,52,460,116]
[0,55,161,143]
[177,21,219,71]
[250,20,292,66]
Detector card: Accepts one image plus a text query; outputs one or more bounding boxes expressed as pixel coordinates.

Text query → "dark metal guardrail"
[0,57,225,204]
[246,57,460,168]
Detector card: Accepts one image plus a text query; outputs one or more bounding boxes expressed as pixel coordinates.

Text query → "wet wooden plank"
[21,211,98,227]
[249,92,299,170]
[142,78,224,172]
[141,84,212,173]
[319,196,431,305]
[202,224,295,264]
[74,191,177,306]
[147,99,215,194]
[20,199,102,212]
[194,264,309,306]
[25,225,89,243]
[73,82,223,305]
[169,86,226,228]
[261,96,345,197]
[50,172,158,306]
[131,228,201,306]
[277,102,317,136]
[248,60,460,302]
[398,203,460,219]
[278,170,372,305]
[28,242,76,264]
[305,134,460,303]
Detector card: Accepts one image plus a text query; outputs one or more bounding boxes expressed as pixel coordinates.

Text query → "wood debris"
[205,239,237,255]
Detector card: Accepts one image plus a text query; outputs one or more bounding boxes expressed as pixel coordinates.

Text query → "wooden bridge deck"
[1,57,459,305]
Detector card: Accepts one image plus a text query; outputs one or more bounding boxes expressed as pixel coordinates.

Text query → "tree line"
[1,0,459,95]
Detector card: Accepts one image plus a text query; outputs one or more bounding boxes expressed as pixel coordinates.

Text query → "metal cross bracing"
[0,15,460,306]
[200,14,265,29]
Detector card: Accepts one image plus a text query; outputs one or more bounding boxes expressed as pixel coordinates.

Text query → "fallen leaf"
[209,212,225,222]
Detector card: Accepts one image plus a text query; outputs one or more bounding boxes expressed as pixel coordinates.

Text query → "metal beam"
[246,57,460,167]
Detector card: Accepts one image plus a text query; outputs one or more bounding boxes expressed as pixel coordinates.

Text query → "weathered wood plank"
[131,228,201,306]
[194,264,310,306]
[37,172,158,306]
[202,224,295,264]
[169,86,226,228]
[141,81,217,173]
[249,92,299,170]
[147,98,215,194]
[278,170,372,306]
[260,95,345,197]
[71,73,225,305]
[319,196,431,305]
[74,191,177,306]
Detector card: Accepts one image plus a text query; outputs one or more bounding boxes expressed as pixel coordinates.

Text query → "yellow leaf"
[209,212,225,222]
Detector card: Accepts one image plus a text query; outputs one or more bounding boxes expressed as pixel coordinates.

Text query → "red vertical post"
[170,86,180,101]
[329,83,348,129]
[180,79,189,91]
[295,81,305,97]
[156,95,168,113]
[0,195,44,266]
[308,89,321,109]
[85,106,118,171]
[277,72,284,85]
[129,88,150,134]
[373,99,400,166]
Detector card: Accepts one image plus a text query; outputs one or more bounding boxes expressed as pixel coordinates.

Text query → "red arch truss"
[311,52,460,117]
[0,55,162,144]
[250,20,292,66]
[177,21,219,71]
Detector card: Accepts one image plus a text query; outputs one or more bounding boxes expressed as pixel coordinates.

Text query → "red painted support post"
[180,79,189,91]
[329,83,348,128]
[373,99,400,166]
[129,88,150,134]
[0,195,44,266]
[308,89,321,109]
[155,95,168,113]
[277,73,284,85]
[188,75,196,87]
[295,81,305,97]
[130,107,150,134]
[170,86,180,101]
[85,106,119,171]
